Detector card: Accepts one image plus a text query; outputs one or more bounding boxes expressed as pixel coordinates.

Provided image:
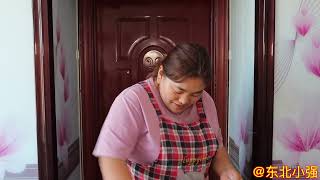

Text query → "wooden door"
[79,0,228,179]
[96,0,212,131]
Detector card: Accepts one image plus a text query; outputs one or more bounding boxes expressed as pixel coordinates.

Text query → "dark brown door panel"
[79,0,228,179]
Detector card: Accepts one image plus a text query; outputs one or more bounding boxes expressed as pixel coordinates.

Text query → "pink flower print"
[57,111,69,147]
[300,4,308,16]
[55,18,61,44]
[0,132,18,179]
[54,18,61,60]
[237,107,251,145]
[311,31,320,49]
[57,110,70,169]
[58,46,66,80]
[0,121,27,179]
[240,119,249,145]
[238,118,251,174]
[303,47,320,78]
[276,110,320,167]
[58,122,68,147]
[0,134,18,158]
[293,5,314,36]
[64,75,70,102]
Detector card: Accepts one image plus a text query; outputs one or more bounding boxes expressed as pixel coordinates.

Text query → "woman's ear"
[156,65,164,84]
[158,65,164,77]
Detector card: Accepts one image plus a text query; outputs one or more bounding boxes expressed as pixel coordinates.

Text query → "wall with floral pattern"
[52,0,80,179]
[228,0,255,179]
[273,0,320,172]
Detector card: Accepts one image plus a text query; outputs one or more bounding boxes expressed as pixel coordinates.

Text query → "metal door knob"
[143,50,164,67]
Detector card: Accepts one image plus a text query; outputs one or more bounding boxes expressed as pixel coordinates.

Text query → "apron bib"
[127,81,219,179]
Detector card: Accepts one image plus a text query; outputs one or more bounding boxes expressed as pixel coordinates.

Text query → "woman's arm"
[212,147,242,180]
[98,157,132,180]
[93,90,146,179]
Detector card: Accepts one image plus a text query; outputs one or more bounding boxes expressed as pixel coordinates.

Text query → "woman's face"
[157,66,206,114]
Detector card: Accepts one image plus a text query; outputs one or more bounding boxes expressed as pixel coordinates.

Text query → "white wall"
[0,1,38,179]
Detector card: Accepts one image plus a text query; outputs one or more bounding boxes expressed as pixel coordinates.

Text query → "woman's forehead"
[167,77,205,92]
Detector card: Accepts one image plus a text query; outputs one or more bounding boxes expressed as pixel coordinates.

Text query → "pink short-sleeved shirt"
[93,78,223,164]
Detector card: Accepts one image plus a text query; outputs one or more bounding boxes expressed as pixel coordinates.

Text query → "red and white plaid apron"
[127,81,219,179]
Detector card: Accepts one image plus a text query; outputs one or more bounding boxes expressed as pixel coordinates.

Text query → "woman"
[93,43,242,180]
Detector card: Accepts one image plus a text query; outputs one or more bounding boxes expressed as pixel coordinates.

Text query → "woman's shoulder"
[118,82,148,103]
[114,81,157,118]
[201,91,215,106]
[201,91,218,118]
[201,90,223,146]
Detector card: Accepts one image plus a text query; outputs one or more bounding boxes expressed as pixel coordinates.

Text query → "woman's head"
[150,43,212,114]
[150,43,212,84]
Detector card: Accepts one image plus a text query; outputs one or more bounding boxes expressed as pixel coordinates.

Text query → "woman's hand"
[212,147,243,180]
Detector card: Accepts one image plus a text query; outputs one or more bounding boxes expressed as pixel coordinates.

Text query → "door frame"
[33,0,82,179]
[32,0,276,179]
[78,0,229,179]
[33,0,58,180]
[252,0,275,168]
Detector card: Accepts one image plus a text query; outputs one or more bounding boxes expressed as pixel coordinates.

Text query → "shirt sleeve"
[202,92,224,148]
[92,88,146,160]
